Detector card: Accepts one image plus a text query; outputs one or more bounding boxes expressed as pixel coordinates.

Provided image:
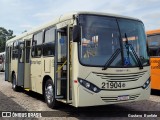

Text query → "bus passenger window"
[12,41,18,59]
[26,41,31,63]
[43,27,55,56]
[32,32,43,57]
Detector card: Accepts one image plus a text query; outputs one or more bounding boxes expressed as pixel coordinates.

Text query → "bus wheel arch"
[11,71,19,91]
[11,71,15,83]
[43,76,58,108]
[42,75,52,96]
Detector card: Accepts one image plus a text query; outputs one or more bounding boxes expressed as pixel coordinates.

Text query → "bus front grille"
[93,71,147,82]
[101,94,140,103]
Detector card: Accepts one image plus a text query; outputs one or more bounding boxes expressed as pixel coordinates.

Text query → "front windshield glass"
[118,19,149,66]
[78,14,149,67]
[79,15,122,66]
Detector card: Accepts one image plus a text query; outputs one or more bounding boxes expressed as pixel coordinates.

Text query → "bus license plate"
[101,82,125,89]
[117,95,130,101]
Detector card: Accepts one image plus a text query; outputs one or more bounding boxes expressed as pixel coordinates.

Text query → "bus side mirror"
[73,25,81,42]
[19,43,24,49]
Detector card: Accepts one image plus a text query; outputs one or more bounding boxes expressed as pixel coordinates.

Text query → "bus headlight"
[78,78,101,93]
[93,87,98,92]
[142,77,150,89]
[85,82,90,88]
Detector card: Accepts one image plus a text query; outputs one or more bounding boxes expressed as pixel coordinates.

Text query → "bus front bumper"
[77,85,150,107]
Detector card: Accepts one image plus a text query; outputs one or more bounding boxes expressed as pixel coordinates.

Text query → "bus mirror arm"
[73,25,81,42]
[19,42,24,48]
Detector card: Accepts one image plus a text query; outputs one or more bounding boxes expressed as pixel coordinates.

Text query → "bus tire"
[12,73,19,91]
[44,79,58,108]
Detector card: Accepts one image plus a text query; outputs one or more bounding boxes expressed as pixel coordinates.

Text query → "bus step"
[57,78,67,80]
[55,95,64,99]
[57,62,67,65]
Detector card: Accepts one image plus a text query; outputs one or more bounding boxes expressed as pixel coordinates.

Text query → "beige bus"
[5,11,150,108]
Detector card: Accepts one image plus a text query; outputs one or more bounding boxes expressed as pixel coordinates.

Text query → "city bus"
[147,29,160,90]
[0,52,5,72]
[5,11,150,108]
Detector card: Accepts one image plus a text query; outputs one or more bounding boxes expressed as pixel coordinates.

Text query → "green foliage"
[0,27,16,52]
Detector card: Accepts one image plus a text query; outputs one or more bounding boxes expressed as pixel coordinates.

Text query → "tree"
[0,27,16,52]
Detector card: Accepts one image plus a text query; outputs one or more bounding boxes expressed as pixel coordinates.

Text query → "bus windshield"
[147,34,160,56]
[78,14,149,67]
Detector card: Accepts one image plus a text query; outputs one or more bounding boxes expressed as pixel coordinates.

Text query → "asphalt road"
[0,72,160,120]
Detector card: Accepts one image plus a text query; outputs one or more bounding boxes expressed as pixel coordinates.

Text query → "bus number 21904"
[101,82,126,89]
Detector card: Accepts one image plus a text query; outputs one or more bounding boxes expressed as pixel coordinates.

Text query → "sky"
[0,0,160,35]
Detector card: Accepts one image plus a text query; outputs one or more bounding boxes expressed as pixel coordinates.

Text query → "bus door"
[17,41,25,86]
[5,47,11,81]
[54,26,72,103]
[24,40,31,89]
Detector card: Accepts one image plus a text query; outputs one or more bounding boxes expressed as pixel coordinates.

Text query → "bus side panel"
[5,47,11,81]
[17,63,24,86]
[24,63,31,88]
[30,57,42,94]
[11,60,18,79]
[5,63,9,81]
[150,58,160,90]
[41,57,54,90]
[71,43,79,107]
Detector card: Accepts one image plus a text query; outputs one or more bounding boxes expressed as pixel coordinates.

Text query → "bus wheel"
[12,73,18,91]
[45,79,58,108]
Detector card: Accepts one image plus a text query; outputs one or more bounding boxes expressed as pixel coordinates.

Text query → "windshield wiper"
[102,48,121,70]
[125,33,143,69]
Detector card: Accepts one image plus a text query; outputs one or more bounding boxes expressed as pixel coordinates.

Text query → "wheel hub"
[45,84,53,104]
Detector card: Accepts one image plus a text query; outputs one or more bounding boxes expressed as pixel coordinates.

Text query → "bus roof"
[6,11,142,45]
[146,29,160,35]
[0,52,5,55]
